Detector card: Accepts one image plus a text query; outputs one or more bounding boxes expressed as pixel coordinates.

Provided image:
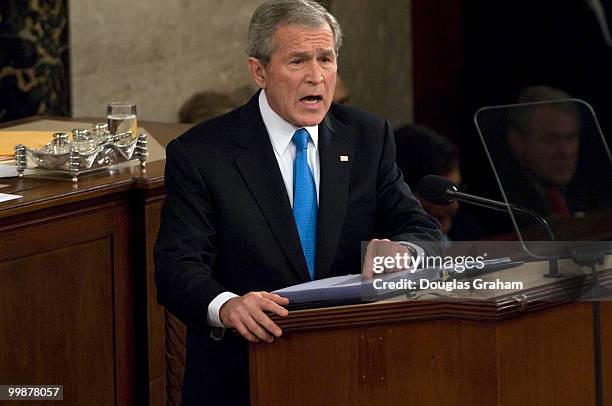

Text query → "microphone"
[417,175,561,277]
[417,175,548,217]
[417,175,457,205]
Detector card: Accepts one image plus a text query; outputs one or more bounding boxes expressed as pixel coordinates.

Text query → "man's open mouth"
[301,95,323,104]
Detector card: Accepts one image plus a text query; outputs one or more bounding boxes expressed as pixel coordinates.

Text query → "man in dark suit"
[493,86,585,227]
[154,1,442,404]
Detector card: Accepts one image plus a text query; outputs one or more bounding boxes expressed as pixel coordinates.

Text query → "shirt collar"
[258,90,319,157]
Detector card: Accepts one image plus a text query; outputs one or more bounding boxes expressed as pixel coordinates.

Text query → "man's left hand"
[362,238,415,279]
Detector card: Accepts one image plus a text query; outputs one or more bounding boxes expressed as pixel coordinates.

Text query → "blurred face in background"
[508,105,580,186]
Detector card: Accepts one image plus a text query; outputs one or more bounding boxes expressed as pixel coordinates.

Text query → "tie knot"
[292,128,310,150]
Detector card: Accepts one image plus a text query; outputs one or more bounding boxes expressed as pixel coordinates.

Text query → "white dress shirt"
[207,90,320,327]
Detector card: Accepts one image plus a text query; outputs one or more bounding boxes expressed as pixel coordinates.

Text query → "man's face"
[248,23,337,127]
[509,105,580,186]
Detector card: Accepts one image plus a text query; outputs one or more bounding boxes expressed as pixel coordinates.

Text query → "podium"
[250,261,612,406]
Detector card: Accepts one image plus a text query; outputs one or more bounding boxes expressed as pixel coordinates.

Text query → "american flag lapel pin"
[339,155,349,162]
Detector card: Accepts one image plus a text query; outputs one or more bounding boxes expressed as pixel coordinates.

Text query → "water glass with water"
[107,102,138,141]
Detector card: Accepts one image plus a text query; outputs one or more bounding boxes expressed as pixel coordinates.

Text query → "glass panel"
[474,99,612,258]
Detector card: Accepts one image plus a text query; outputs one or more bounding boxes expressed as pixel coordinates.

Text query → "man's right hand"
[219,291,289,343]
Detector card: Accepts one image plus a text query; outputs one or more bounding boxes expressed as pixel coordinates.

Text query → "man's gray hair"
[247,0,343,64]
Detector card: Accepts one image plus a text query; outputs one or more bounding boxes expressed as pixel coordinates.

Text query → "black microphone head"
[417,175,458,205]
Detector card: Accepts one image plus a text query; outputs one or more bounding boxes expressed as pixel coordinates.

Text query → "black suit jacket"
[154,92,442,405]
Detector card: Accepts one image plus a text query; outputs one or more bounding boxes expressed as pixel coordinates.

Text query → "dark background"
[412,0,612,235]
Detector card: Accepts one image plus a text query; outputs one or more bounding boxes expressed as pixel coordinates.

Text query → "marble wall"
[0,0,70,122]
[69,0,413,125]
[69,0,262,123]
[331,0,413,127]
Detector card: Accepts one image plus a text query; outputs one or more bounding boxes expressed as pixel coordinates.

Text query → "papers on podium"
[274,267,443,309]
[274,257,518,309]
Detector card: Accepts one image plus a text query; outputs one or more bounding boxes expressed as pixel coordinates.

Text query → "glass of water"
[107,102,138,141]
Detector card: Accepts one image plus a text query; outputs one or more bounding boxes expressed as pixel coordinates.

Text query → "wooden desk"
[0,117,191,405]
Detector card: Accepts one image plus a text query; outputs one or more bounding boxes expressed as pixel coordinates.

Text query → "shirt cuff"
[207,291,239,328]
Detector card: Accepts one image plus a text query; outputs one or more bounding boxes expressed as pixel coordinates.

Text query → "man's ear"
[248,57,267,89]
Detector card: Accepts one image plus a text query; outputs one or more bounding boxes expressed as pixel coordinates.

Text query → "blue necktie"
[292,128,317,280]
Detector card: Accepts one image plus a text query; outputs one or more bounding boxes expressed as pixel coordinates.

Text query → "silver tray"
[15,131,148,182]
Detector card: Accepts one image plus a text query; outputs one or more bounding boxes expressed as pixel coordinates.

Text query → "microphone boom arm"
[446,188,561,277]
[446,189,556,242]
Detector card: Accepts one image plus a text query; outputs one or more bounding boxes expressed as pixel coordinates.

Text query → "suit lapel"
[233,96,311,282]
[316,112,354,279]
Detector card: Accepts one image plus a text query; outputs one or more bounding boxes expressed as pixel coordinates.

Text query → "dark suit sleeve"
[376,120,444,250]
[154,138,226,329]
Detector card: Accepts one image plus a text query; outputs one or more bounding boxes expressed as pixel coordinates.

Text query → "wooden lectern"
[250,261,612,406]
